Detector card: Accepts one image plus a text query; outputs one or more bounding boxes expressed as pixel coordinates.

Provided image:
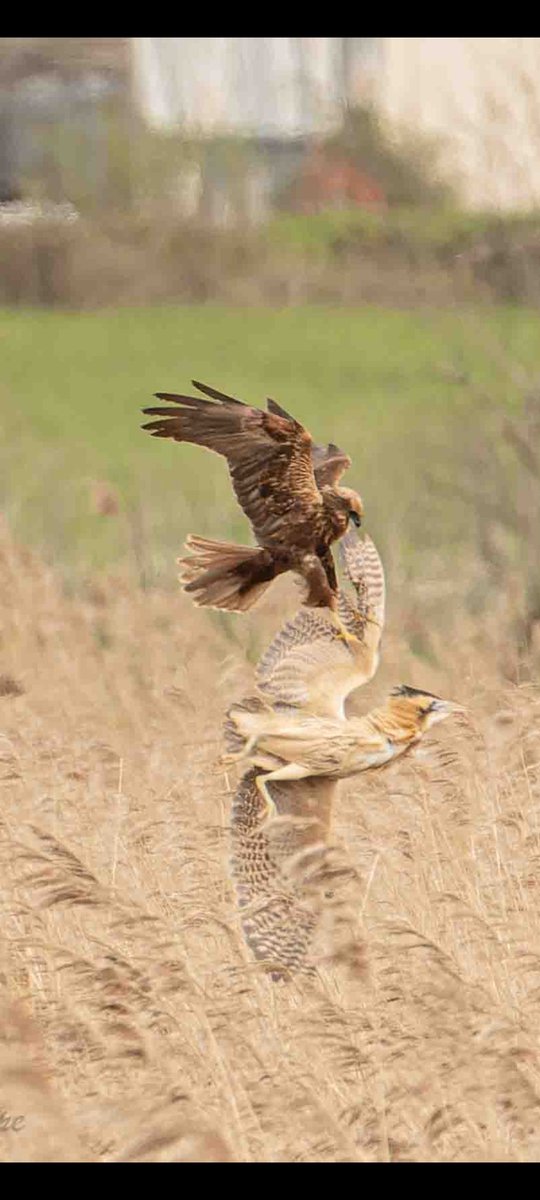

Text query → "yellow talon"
[332,612,358,644]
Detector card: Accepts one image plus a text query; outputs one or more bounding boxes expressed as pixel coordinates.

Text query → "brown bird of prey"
[224,685,465,821]
[141,380,363,625]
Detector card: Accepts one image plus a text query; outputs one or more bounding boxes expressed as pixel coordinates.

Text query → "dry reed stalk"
[1,520,540,1160]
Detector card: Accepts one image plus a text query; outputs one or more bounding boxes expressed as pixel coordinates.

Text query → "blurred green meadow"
[1,302,539,588]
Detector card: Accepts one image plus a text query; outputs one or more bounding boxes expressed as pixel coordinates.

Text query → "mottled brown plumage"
[142,380,363,613]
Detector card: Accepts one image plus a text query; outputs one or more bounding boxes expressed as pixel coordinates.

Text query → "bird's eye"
[350,511,362,528]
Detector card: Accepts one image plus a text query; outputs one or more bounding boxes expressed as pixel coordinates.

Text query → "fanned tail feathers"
[178,535,276,612]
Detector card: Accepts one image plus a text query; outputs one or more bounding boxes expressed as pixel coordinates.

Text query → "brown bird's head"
[388,685,466,732]
[332,486,364,528]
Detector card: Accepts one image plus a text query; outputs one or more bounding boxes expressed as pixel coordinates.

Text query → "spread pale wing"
[230,767,345,979]
[256,531,385,718]
[338,527,386,629]
[142,381,322,546]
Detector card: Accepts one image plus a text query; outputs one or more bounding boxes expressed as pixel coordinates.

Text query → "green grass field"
[1,303,539,579]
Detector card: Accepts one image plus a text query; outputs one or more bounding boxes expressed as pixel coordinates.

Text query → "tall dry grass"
[1,517,540,1162]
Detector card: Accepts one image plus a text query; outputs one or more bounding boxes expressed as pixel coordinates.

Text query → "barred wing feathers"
[256,532,385,717]
[230,768,359,980]
[338,527,385,629]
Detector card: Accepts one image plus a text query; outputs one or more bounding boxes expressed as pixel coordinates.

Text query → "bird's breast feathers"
[340,736,395,775]
[326,509,349,541]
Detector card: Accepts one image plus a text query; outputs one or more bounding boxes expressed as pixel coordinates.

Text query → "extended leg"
[303,553,358,644]
[330,609,359,645]
[255,762,311,827]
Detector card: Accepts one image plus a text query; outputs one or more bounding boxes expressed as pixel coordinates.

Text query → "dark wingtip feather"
[267,397,294,421]
[153,392,200,406]
[141,417,175,435]
[192,380,246,406]
[266,397,305,431]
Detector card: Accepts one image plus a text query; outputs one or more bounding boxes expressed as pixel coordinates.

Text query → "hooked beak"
[350,511,362,528]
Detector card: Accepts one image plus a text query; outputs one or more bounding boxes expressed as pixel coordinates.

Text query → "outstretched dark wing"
[267,398,352,488]
[142,381,322,546]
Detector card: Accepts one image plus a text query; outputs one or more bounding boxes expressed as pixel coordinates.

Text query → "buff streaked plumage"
[225,526,388,977]
[226,686,465,980]
[225,687,466,811]
[229,768,363,981]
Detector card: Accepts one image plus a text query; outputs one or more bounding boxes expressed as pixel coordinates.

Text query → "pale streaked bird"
[229,768,341,981]
[227,525,386,979]
[224,686,466,821]
[255,527,385,719]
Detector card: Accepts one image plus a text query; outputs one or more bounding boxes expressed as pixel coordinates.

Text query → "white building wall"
[131,37,540,210]
[374,38,540,209]
[131,38,368,139]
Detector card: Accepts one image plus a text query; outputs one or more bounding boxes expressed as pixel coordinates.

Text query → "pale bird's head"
[389,685,466,731]
[335,486,364,528]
